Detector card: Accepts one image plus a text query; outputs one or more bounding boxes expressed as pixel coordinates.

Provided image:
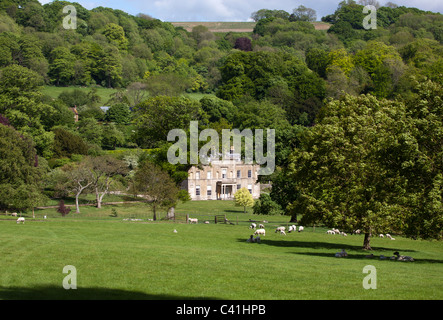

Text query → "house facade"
[183,150,261,200]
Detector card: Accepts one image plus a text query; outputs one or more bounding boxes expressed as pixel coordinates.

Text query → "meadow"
[0,201,442,300]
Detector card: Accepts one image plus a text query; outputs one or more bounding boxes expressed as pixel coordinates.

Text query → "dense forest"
[0,0,441,245]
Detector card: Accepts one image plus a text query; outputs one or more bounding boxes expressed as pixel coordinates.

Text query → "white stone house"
[182,150,261,200]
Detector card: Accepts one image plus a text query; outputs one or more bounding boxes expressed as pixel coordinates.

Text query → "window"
[222,168,227,179]
[237,170,241,178]
[237,184,241,191]
[207,186,212,196]
[248,170,252,178]
[248,184,252,194]
[196,185,200,196]
[207,171,212,179]
[196,171,200,179]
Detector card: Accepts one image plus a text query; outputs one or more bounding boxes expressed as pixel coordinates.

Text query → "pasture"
[0,201,442,300]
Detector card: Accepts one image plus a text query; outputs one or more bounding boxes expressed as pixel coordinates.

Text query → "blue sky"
[38,0,443,21]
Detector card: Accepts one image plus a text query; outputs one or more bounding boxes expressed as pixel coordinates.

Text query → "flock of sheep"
[245,222,305,243]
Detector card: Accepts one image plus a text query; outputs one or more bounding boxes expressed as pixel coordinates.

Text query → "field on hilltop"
[170,21,330,32]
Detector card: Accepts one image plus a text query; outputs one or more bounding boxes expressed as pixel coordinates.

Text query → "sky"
[38,0,443,22]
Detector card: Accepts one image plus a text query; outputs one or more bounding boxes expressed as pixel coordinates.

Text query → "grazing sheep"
[326,230,335,234]
[249,223,257,229]
[288,226,295,233]
[16,217,25,224]
[335,249,348,258]
[298,226,304,232]
[204,221,209,224]
[188,217,198,224]
[379,234,384,238]
[386,234,395,240]
[275,226,285,233]
[254,228,266,236]
[11,212,17,217]
[394,252,414,262]
[258,224,265,229]
[354,229,361,234]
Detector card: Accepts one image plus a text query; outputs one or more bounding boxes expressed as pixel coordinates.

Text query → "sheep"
[11,212,17,217]
[379,234,384,238]
[173,229,178,233]
[288,225,295,233]
[354,229,361,234]
[204,221,210,224]
[188,217,198,224]
[335,249,348,258]
[298,226,304,232]
[386,234,395,240]
[258,224,265,229]
[16,217,25,224]
[249,223,257,229]
[280,230,286,235]
[275,226,285,233]
[254,228,266,236]
[326,230,335,234]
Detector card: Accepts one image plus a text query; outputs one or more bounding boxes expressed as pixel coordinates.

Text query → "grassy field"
[170,21,331,32]
[1,201,442,300]
[42,86,119,104]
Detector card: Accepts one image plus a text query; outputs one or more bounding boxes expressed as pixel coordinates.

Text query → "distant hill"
[171,21,331,33]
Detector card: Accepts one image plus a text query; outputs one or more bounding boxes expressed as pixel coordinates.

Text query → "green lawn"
[42,86,118,104]
[1,201,442,300]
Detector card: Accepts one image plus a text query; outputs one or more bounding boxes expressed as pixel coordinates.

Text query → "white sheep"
[249,223,257,229]
[16,217,25,224]
[275,226,285,233]
[11,212,17,217]
[298,226,304,232]
[254,228,266,236]
[288,226,295,233]
[326,230,335,234]
[386,234,395,240]
[204,221,210,224]
[379,234,384,238]
[188,217,198,224]
[280,230,286,235]
[258,224,265,229]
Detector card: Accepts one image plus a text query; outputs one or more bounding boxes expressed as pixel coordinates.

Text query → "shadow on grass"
[237,238,443,264]
[0,285,220,300]
[242,238,411,252]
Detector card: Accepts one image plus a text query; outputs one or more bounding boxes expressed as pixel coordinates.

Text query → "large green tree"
[0,121,48,212]
[288,87,442,249]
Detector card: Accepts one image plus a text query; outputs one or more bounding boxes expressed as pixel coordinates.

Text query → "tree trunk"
[96,189,101,209]
[75,193,81,213]
[363,232,372,250]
